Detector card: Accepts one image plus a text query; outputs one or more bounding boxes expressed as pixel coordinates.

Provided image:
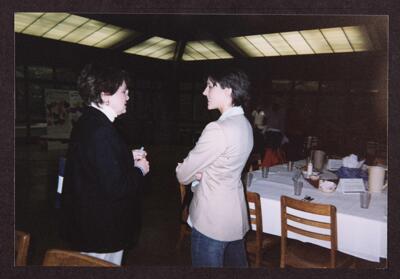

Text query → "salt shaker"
[307,161,313,176]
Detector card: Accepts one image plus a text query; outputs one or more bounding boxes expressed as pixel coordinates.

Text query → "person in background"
[176,69,253,267]
[262,102,288,166]
[264,102,287,149]
[251,105,267,134]
[251,105,266,158]
[60,64,150,265]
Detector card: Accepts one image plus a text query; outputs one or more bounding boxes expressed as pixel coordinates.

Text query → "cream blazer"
[176,107,253,241]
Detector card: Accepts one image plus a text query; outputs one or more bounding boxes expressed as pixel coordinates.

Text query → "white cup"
[368,166,387,193]
[313,150,326,171]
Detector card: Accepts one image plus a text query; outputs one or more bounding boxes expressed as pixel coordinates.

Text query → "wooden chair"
[42,249,118,267]
[15,230,30,266]
[245,191,279,267]
[246,153,262,172]
[280,196,353,268]
[175,183,192,250]
[248,158,262,172]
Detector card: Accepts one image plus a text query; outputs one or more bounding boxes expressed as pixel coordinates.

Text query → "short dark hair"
[207,68,250,107]
[77,64,130,105]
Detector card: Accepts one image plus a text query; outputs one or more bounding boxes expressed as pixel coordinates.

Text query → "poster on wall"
[44,89,84,149]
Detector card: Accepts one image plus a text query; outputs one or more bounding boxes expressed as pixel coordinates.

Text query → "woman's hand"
[135,158,150,175]
[195,172,203,180]
[132,148,147,160]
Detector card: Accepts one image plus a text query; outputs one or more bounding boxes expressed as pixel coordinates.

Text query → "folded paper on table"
[342,154,365,168]
[339,178,366,194]
[327,159,342,171]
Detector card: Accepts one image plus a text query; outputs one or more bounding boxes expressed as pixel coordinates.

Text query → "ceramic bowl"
[319,180,337,193]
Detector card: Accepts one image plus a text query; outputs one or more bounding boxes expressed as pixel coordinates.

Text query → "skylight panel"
[139,38,174,56]
[187,41,219,59]
[124,37,161,54]
[263,33,296,55]
[148,43,176,59]
[79,25,121,47]
[229,25,375,58]
[245,35,280,57]
[22,13,70,37]
[61,19,105,43]
[343,25,374,52]
[229,37,261,57]
[94,29,137,48]
[183,47,207,60]
[182,40,233,60]
[124,36,176,60]
[182,54,194,61]
[320,27,353,53]
[157,49,176,60]
[14,13,44,32]
[300,29,333,54]
[41,14,89,40]
[281,31,314,55]
[229,36,278,57]
[15,13,139,49]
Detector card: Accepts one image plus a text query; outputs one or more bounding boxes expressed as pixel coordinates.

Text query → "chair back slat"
[15,230,30,266]
[284,196,333,216]
[176,184,192,250]
[280,195,338,268]
[42,249,118,267]
[246,191,281,267]
[286,213,331,229]
[179,183,192,222]
[287,224,331,241]
[246,192,262,236]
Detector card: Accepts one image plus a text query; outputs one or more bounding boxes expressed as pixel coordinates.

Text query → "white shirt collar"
[90,102,117,122]
[218,106,244,121]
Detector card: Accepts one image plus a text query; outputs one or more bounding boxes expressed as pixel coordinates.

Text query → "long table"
[248,163,387,262]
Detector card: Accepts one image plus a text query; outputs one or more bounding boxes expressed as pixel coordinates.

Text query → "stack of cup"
[261,166,269,178]
[294,181,303,196]
[360,192,371,209]
[287,161,293,172]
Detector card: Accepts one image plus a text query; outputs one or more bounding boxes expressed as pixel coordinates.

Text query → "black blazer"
[60,107,144,253]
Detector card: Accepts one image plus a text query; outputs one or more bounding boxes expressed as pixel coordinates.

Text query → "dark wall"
[174,52,387,158]
[16,34,388,159]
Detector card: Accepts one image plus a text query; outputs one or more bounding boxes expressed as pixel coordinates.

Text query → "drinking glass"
[294,181,303,196]
[360,192,371,209]
[261,167,269,178]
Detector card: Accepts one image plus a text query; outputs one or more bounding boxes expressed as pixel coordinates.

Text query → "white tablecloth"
[248,163,387,262]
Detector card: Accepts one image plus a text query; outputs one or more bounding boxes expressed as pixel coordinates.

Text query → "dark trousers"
[191,227,248,268]
[265,131,283,150]
[253,128,265,157]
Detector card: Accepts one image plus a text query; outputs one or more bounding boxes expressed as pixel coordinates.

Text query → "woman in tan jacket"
[176,69,253,267]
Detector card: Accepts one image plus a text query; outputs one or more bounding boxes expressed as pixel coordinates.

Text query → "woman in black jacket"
[60,64,149,265]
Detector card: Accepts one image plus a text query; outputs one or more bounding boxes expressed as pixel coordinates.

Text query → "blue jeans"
[191,227,248,268]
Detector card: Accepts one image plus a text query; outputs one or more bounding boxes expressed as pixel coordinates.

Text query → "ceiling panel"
[124,36,176,60]
[320,27,353,53]
[183,41,233,60]
[15,13,385,62]
[229,25,377,57]
[15,12,139,49]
